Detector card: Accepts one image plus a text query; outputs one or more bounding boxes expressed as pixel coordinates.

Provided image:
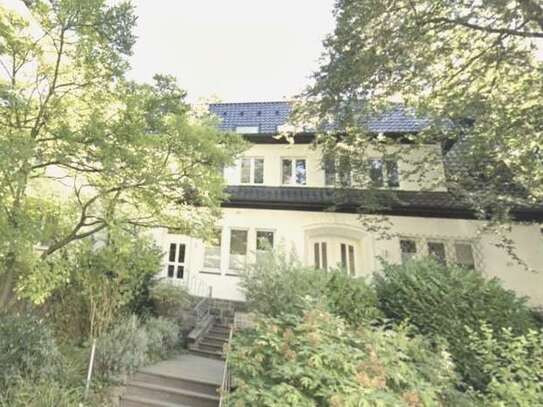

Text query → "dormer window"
[235,126,259,134]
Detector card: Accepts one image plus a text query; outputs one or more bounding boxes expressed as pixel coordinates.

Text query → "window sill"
[225,272,241,277]
[199,270,221,275]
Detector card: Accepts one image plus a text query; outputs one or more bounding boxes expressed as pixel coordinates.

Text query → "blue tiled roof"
[364,106,429,133]
[209,102,291,133]
[209,101,429,134]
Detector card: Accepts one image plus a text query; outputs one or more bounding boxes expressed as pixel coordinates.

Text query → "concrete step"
[125,381,219,407]
[132,371,219,396]
[204,331,228,342]
[198,341,224,353]
[212,324,231,331]
[188,346,224,360]
[120,395,190,407]
[208,328,229,337]
[200,336,228,347]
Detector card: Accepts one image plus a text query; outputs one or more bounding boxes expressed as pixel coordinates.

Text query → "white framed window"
[368,159,400,188]
[324,159,336,186]
[166,242,186,279]
[241,157,264,184]
[203,229,222,270]
[427,241,447,265]
[313,241,328,271]
[400,239,417,264]
[454,242,476,270]
[256,230,274,261]
[340,243,356,276]
[282,158,307,185]
[399,237,477,270]
[323,158,351,187]
[229,229,248,272]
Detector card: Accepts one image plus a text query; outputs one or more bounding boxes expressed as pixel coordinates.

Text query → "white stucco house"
[153,101,543,308]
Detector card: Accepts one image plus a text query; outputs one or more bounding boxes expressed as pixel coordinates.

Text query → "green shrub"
[240,250,382,325]
[0,314,63,386]
[149,280,192,319]
[143,317,181,360]
[239,249,328,317]
[467,323,543,406]
[325,271,383,325]
[374,258,537,390]
[94,315,148,378]
[0,378,85,407]
[228,305,471,406]
[44,232,162,339]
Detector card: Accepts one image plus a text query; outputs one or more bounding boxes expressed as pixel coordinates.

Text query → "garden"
[0,231,193,406]
[226,251,543,406]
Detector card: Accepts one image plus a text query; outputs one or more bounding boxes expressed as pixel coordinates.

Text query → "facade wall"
[156,208,543,308]
[224,143,447,191]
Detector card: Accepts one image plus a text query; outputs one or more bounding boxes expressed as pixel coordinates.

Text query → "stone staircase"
[119,319,231,407]
[188,320,230,360]
[119,353,224,407]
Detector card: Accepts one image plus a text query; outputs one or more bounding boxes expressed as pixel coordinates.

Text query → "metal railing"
[185,271,212,298]
[219,325,234,407]
[192,293,211,322]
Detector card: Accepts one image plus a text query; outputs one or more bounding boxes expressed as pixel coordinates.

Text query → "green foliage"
[467,323,543,406]
[374,258,537,389]
[240,250,382,325]
[95,315,148,378]
[0,1,245,310]
[44,232,163,339]
[0,378,87,407]
[239,250,329,317]
[94,314,181,378]
[143,317,181,361]
[149,280,192,319]
[325,271,383,325]
[228,306,468,406]
[0,314,63,387]
[298,0,543,219]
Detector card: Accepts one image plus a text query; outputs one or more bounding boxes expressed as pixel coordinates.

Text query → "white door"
[165,239,188,282]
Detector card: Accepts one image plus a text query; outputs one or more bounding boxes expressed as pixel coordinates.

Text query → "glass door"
[340,242,356,276]
[310,237,359,275]
[165,241,186,281]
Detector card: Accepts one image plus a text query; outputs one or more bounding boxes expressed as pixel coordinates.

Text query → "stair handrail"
[192,294,211,321]
[219,324,234,407]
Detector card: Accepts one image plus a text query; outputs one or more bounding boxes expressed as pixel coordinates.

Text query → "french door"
[165,240,187,281]
[311,238,358,276]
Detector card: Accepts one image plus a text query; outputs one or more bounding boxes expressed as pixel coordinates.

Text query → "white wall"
[158,208,543,307]
[224,142,447,191]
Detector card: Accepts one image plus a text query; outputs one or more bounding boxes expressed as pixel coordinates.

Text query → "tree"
[0,1,244,309]
[294,0,543,230]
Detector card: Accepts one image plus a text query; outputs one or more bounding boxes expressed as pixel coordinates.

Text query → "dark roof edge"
[221,200,543,222]
[241,132,445,146]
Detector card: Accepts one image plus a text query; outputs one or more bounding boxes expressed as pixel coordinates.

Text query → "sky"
[127,0,336,103]
[3,0,542,104]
